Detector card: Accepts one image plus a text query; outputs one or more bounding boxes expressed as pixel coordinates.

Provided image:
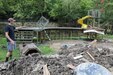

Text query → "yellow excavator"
[77,16,92,29]
[77,16,105,39]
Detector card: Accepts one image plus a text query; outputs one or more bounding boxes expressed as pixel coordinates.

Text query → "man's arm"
[5,32,14,44]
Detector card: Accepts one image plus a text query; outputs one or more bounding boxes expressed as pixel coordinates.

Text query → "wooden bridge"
[15,27,104,44]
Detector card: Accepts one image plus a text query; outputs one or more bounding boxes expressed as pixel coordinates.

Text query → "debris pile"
[0,40,113,75]
[0,53,84,75]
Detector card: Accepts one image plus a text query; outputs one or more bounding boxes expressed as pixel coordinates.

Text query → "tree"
[0,1,5,14]
[13,0,45,20]
[104,2,113,34]
[58,0,94,22]
[44,0,62,21]
[0,0,15,19]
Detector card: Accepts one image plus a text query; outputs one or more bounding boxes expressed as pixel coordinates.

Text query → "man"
[4,18,16,62]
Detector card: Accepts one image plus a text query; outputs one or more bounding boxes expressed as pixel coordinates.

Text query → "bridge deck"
[15,27,104,43]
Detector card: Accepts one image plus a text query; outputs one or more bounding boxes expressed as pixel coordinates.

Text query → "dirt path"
[46,40,113,51]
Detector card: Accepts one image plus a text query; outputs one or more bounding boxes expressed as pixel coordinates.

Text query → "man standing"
[4,18,16,62]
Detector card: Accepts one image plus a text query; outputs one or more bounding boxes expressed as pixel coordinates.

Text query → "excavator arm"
[77,16,92,29]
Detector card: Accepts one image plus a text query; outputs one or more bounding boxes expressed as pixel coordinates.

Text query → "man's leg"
[10,51,12,59]
[5,42,14,62]
[5,51,12,62]
[5,52,10,62]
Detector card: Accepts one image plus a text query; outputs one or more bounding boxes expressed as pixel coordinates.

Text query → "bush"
[0,22,6,35]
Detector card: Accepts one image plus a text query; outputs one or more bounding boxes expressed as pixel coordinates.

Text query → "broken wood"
[67,64,76,69]
[43,64,50,75]
[89,39,97,47]
[73,55,83,60]
[86,51,95,61]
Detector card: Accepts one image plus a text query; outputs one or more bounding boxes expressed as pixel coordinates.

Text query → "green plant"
[103,34,113,39]
[38,45,55,55]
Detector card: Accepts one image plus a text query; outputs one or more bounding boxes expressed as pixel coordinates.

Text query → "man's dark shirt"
[4,24,15,42]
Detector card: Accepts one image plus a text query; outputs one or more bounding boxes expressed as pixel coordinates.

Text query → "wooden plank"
[86,51,95,61]
[43,64,50,75]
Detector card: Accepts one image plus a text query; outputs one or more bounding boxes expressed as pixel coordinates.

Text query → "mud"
[0,40,113,75]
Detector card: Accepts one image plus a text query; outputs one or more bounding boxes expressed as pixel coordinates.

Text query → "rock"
[74,63,112,75]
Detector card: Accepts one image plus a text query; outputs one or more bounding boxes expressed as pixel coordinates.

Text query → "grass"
[103,34,113,39]
[0,37,20,61]
[0,36,54,61]
[38,45,55,55]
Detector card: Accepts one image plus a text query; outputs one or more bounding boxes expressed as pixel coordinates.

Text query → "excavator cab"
[77,15,105,39]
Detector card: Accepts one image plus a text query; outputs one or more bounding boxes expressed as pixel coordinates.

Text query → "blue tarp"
[74,63,112,75]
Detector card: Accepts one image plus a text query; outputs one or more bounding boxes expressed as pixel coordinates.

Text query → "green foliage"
[13,0,45,19]
[0,0,95,21]
[0,38,6,45]
[38,45,55,55]
[0,0,112,26]
[103,34,113,39]
[104,2,113,20]
[0,48,20,61]
[1,0,16,16]
[80,0,94,10]
[60,0,94,21]
[61,0,80,20]
[45,0,62,18]
[0,1,5,14]
[0,23,5,35]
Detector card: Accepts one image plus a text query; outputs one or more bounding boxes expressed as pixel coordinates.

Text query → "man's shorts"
[7,42,16,51]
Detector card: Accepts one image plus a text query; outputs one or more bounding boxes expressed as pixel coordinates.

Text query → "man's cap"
[8,18,16,22]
